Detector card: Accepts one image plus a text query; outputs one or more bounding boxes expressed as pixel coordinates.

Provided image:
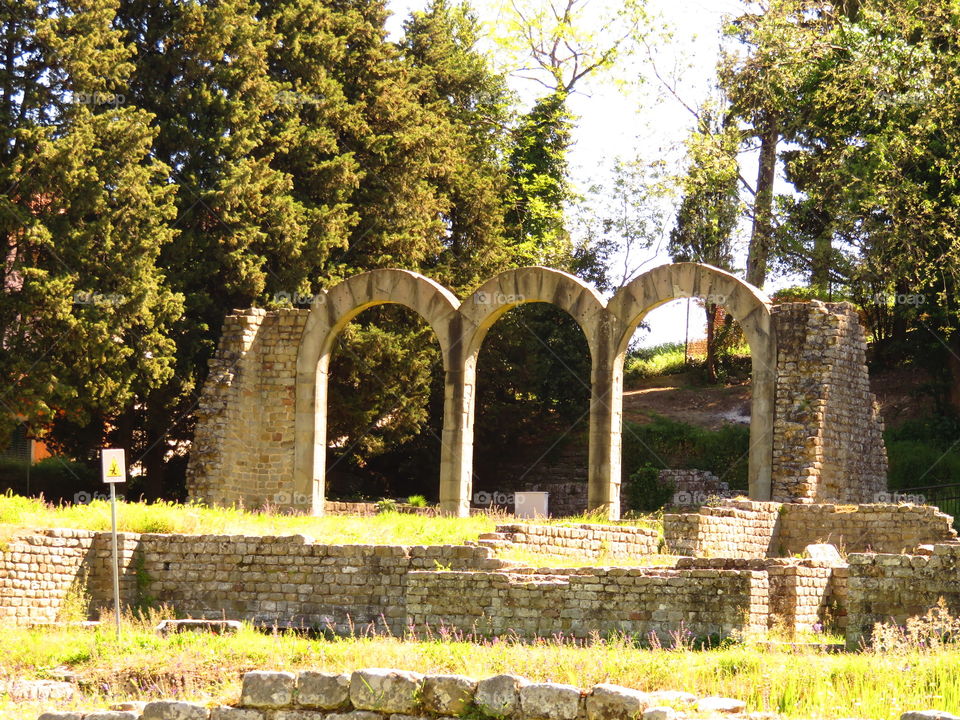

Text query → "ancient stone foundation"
[3,500,957,648]
[37,668,749,720]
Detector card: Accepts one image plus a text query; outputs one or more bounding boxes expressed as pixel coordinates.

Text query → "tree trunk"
[705,303,717,384]
[746,110,778,289]
[949,332,960,414]
[811,235,832,297]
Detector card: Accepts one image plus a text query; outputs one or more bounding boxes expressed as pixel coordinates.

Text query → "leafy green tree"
[669,106,741,382]
[0,0,181,461]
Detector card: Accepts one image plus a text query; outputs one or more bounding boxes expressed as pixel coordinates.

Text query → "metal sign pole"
[101,447,126,641]
[110,480,120,641]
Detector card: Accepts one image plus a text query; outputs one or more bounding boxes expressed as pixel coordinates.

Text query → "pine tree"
[0,0,181,456]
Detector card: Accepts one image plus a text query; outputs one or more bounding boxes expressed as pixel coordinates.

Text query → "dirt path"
[622,372,752,429]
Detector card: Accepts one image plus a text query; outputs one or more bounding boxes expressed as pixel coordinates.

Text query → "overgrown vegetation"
[622,415,750,496]
[0,614,958,720]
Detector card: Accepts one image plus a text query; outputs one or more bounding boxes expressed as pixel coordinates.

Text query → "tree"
[669,106,741,382]
[0,0,181,460]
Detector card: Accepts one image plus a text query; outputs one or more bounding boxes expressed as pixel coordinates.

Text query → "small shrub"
[626,465,673,513]
[407,495,428,508]
[869,598,960,653]
[375,498,398,514]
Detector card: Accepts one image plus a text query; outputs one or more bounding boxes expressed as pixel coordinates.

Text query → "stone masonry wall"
[663,502,781,559]
[0,530,507,632]
[405,567,769,641]
[777,503,957,555]
[845,544,960,649]
[38,667,751,720]
[478,523,660,559]
[663,500,956,560]
[186,308,309,510]
[771,301,887,503]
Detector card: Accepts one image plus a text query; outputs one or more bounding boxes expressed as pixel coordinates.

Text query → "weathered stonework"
[845,544,960,649]
[186,268,888,518]
[33,670,735,720]
[478,523,660,559]
[771,301,887,503]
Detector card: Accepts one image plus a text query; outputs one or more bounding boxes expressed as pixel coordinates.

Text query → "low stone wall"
[777,503,956,555]
[0,530,507,632]
[674,557,842,634]
[480,523,660,559]
[38,667,748,720]
[846,544,960,649]
[663,501,957,560]
[405,566,769,641]
[663,502,781,558]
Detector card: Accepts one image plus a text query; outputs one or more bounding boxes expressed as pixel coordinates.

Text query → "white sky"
[386,0,781,347]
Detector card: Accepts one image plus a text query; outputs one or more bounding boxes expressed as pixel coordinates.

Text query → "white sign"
[101,448,126,484]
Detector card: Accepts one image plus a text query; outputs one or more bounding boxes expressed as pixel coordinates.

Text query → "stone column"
[439,333,475,517]
[587,317,622,520]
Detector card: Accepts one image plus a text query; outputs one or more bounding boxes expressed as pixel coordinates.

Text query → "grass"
[0,494,662,546]
[1,613,959,720]
[0,493,500,545]
[624,342,689,380]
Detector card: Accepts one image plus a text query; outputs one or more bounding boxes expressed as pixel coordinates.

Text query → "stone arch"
[456,267,623,516]
[608,263,776,500]
[294,269,461,515]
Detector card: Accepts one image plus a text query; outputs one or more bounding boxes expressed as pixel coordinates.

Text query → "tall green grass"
[0,617,958,720]
[624,342,689,381]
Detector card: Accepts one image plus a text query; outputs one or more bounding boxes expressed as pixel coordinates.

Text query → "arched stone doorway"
[607,263,775,501]
[294,269,460,515]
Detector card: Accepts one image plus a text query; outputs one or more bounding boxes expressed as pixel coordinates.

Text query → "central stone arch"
[456,267,620,516]
[607,263,776,500]
[294,269,460,515]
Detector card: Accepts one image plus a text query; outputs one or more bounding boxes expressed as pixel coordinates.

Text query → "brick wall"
[846,545,960,649]
[405,566,769,641]
[771,302,887,503]
[480,523,660,559]
[663,502,781,558]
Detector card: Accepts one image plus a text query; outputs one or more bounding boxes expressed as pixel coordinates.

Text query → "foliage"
[406,495,429,508]
[869,598,960,653]
[621,416,750,495]
[0,459,99,504]
[626,464,674,513]
[624,343,689,382]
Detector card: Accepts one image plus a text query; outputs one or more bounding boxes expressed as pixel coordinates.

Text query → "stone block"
[519,682,582,720]
[84,713,140,720]
[476,674,528,717]
[803,544,843,566]
[298,671,352,709]
[142,701,211,720]
[695,697,745,714]
[421,674,477,715]
[586,684,650,720]
[642,708,676,720]
[241,671,297,708]
[37,714,84,720]
[210,708,265,720]
[350,669,424,714]
[901,712,960,720]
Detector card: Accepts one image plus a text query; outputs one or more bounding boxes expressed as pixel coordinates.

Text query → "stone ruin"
[185,262,888,516]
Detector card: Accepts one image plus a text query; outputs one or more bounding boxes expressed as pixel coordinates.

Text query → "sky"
[385,0,758,347]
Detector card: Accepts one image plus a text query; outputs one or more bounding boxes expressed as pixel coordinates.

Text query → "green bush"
[626,464,674,512]
[621,415,750,499]
[406,494,428,507]
[885,415,960,490]
[0,457,99,503]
